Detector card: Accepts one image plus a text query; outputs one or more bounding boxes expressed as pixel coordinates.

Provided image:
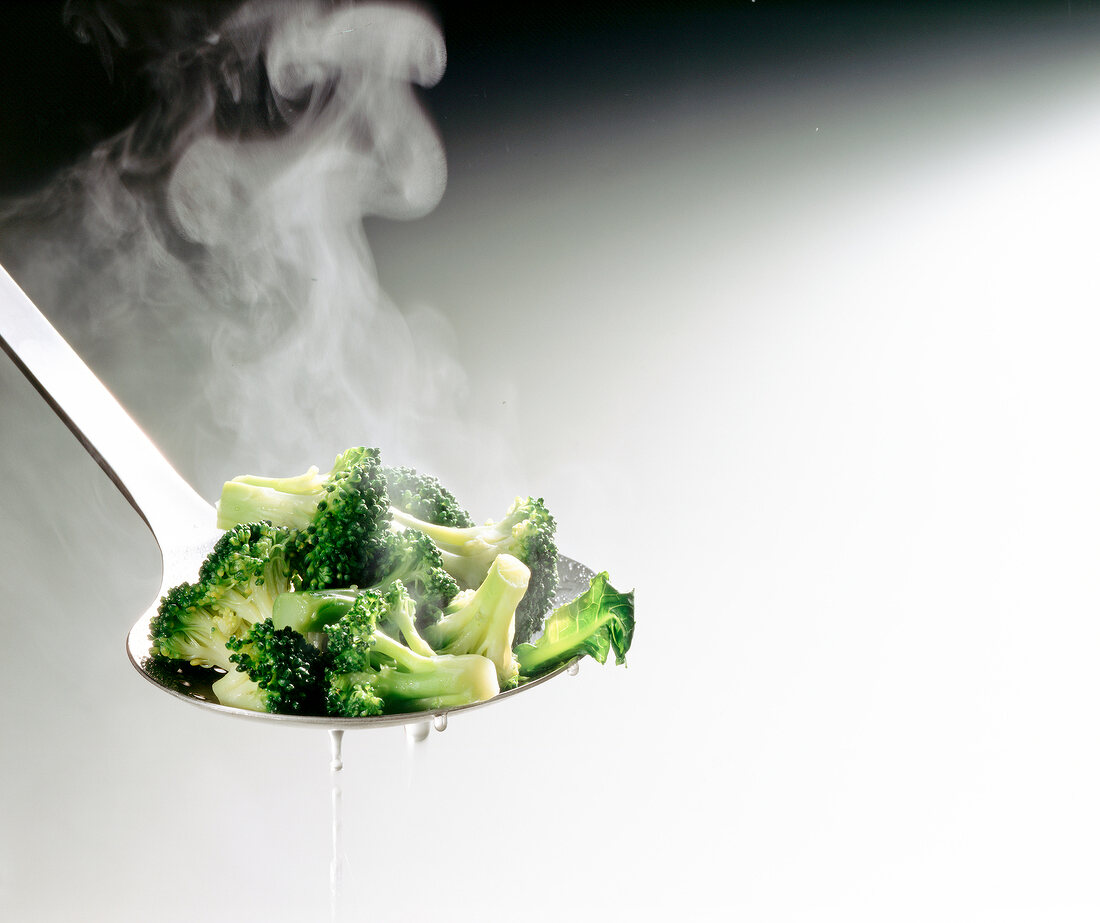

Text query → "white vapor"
[0,0,509,501]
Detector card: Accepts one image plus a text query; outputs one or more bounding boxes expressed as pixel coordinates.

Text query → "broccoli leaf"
[514,572,634,679]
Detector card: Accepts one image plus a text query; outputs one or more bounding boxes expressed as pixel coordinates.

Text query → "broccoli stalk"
[215,447,391,589]
[210,618,326,715]
[423,553,528,689]
[272,587,362,635]
[389,495,558,645]
[324,583,500,717]
[515,572,635,680]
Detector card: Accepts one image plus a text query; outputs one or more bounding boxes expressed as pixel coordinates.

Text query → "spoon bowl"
[125,551,592,728]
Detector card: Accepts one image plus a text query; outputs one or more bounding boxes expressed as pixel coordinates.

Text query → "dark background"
[1,0,1097,198]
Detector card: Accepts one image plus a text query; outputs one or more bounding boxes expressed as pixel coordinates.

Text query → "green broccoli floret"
[424,553,529,689]
[324,582,500,717]
[365,527,460,628]
[272,528,459,652]
[148,582,246,672]
[209,618,326,715]
[215,447,390,590]
[197,521,300,625]
[149,521,298,670]
[388,496,558,645]
[515,572,635,680]
[383,465,474,527]
[273,579,435,657]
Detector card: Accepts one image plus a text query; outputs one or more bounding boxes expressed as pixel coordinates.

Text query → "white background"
[4,6,1100,921]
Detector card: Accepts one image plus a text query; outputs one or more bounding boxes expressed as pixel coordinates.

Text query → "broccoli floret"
[389,496,558,645]
[209,618,326,715]
[324,582,499,717]
[424,553,528,689]
[215,447,390,590]
[197,521,300,625]
[515,572,635,680]
[272,528,459,652]
[148,582,246,672]
[150,521,299,677]
[365,527,460,628]
[273,579,436,657]
[383,465,474,527]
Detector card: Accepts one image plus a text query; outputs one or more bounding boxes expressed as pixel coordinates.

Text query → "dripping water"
[404,719,431,794]
[329,729,347,923]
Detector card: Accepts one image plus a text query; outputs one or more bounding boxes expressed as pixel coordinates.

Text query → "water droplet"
[567,661,580,676]
[329,728,344,772]
[432,712,448,732]
[405,720,430,745]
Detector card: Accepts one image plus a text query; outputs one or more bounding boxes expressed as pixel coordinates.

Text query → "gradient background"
[4,2,1100,920]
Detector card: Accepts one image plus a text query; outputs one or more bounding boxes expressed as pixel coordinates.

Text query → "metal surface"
[0,262,590,730]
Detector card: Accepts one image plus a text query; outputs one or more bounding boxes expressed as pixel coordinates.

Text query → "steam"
[0,1,500,498]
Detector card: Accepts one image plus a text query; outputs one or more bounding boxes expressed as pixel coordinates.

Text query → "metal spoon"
[0,263,583,729]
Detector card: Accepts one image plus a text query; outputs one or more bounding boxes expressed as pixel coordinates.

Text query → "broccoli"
[273,580,436,657]
[149,521,298,669]
[272,525,459,651]
[388,495,558,645]
[383,464,474,527]
[150,450,634,721]
[149,582,246,672]
[197,521,300,624]
[364,527,460,627]
[324,582,500,717]
[423,553,529,689]
[271,587,362,636]
[515,572,635,680]
[209,618,327,715]
[215,447,390,590]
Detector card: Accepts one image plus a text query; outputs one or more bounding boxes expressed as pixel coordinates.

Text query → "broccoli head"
[364,527,460,628]
[197,521,299,625]
[382,464,474,527]
[149,582,246,672]
[209,618,327,715]
[215,447,391,590]
[274,579,435,658]
[149,521,298,670]
[388,495,558,645]
[324,582,500,717]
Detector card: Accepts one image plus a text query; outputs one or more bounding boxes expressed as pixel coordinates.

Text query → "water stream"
[329,729,346,923]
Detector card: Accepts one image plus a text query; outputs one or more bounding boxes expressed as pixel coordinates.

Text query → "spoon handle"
[0,264,214,548]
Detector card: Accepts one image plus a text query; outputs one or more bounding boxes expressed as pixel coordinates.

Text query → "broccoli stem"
[424,553,528,688]
[216,475,325,531]
[388,509,502,588]
[368,630,500,708]
[272,588,362,635]
[211,667,267,712]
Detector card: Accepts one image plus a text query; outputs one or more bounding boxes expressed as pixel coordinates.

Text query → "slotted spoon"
[0,263,584,729]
